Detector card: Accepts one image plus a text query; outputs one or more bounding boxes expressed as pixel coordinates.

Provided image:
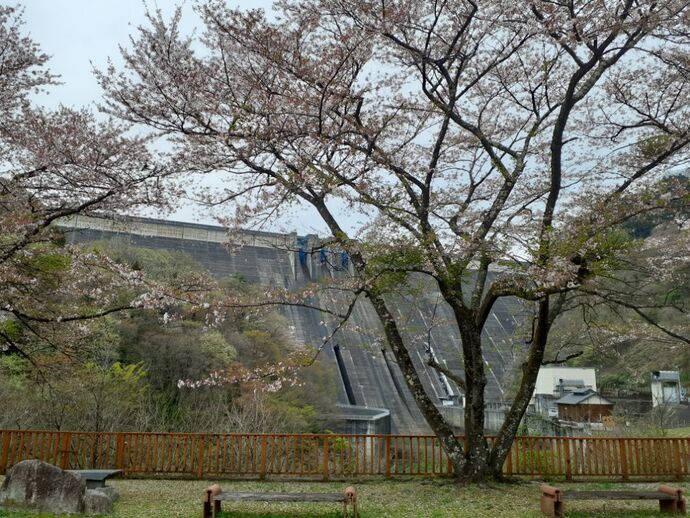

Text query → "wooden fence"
[2,430,690,481]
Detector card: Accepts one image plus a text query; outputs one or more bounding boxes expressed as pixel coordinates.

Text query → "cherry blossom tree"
[0,6,172,360]
[100,0,690,481]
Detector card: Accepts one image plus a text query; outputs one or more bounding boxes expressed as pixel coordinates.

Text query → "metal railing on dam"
[2,429,690,481]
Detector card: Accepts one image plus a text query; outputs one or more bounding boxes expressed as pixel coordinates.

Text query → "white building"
[532,366,598,416]
[535,367,597,396]
[651,370,682,407]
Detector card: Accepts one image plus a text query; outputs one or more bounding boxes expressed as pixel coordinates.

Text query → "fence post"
[197,436,206,479]
[674,440,682,481]
[620,439,629,481]
[0,431,10,474]
[385,435,391,479]
[115,434,126,473]
[260,435,268,480]
[59,433,72,470]
[322,436,329,481]
[564,439,572,481]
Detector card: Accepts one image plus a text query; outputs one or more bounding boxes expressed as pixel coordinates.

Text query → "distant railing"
[1,430,690,481]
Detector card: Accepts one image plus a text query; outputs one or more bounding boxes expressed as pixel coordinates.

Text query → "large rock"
[84,489,114,515]
[0,459,86,514]
[90,486,119,502]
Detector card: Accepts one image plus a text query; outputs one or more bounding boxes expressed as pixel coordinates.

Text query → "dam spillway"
[61,215,525,434]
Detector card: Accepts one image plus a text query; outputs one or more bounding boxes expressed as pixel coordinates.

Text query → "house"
[554,378,589,398]
[555,389,614,423]
[531,367,598,416]
[535,367,597,395]
[651,370,682,407]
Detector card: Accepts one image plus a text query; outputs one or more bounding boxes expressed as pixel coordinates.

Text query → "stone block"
[91,485,120,502]
[84,488,115,515]
[0,459,86,514]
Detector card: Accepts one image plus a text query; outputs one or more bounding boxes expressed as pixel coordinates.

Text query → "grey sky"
[22,1,271,109]
[20,1,361,234]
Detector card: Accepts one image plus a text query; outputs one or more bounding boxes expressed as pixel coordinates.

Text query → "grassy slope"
[1,478,688,517]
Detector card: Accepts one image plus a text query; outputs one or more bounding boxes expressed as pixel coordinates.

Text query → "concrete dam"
[62,216,525,434]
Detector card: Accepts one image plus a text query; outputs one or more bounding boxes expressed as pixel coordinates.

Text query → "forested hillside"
[545,177,690,391]
[0,238,336,433]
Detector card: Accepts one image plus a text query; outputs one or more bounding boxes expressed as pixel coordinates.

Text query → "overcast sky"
[18,1,339,232]
[22,1,272,109]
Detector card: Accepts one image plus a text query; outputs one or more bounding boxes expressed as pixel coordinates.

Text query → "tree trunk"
[311,204,484,480]
[437,285,494,481]
[458,323,491,481]
[488,298,551,478]
[365,291,467,476]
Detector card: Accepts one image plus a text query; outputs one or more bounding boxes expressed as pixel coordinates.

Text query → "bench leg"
[342,498,358,518]
[213,500,221,518]
[203,490,214,518]
[540,494,564,517]
[661,498,688,515]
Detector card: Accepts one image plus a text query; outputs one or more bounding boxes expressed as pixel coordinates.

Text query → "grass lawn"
[2,477,689,517]
[666,427,690,437]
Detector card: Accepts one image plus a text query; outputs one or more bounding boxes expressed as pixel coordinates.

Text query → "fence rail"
[1,430,689,481]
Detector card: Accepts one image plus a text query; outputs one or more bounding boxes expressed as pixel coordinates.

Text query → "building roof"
[557,379,585,386]
[651,371,680,382]
[540,366,596,371]
[555,389,613,406]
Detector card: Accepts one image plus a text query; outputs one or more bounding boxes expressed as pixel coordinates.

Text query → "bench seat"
[566,490,679,500]
[215,491,346,502]
[541,484,687,517]
[203,485,358,518]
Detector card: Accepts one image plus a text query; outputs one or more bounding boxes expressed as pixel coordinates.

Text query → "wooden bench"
[202,484,358,518]
[540,484,687,517]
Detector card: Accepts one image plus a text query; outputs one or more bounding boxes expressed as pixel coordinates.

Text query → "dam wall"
[61,215,525,434]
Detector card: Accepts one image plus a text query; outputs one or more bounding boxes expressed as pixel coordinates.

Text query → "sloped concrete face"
[62,216,525,433]
[0,460,86,514]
